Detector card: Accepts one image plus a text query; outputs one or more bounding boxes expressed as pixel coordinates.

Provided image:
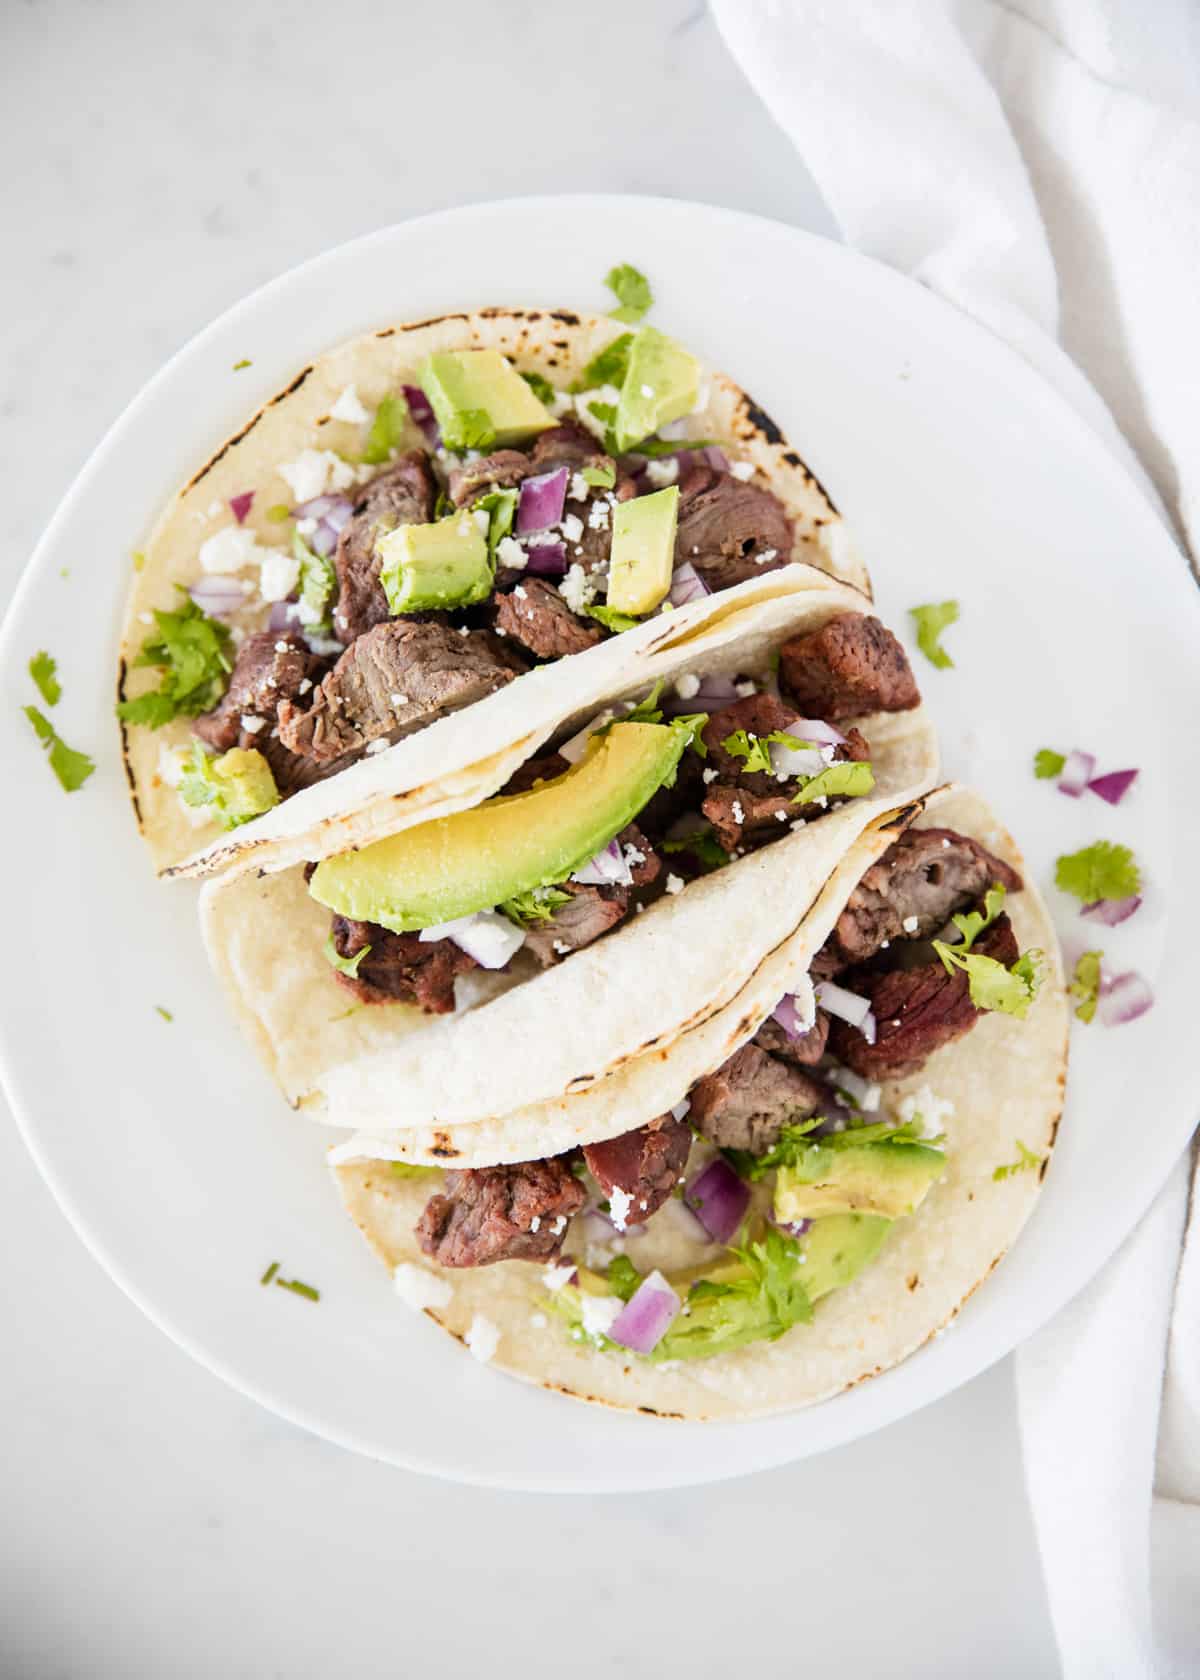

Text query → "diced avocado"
[775,1141,946,1222]
[178,745,279,829]
[799,1214,892,1302]
[421,350,555,449]
[377,511,492,613]
[613,328,701,454]
[309,720,689,933]
[606,486,679,616]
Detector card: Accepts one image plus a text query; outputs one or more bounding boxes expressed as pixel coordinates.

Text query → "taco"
[117,304,868,874]
[199,589,937,1122]
[330,786,1068,1421]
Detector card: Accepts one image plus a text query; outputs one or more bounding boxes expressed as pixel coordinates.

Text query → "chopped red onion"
[769,740,827,779]
[268,599,301,632]
[418,910,525,970]
[1057,749,1096,798]
[571,838,633,887]
[608,1271,681,1355]
[402,384,440,448]
[1087,768,1139,806]
[517,467,569,534]
[522,540,568,577]
[1097,969,1154,1027]
[189,576,251,619]
[771,992,817,1040]
[684,1158,751,1245]
[292,494,339,520]
[789,717,847,749]
[828,1066,882,1112]
[1081,894,1142,927]
[229,491,254,525]
[325,498,354,535]
[310,522,337,558]
[667,560,711,608]
[816,980,874,1032]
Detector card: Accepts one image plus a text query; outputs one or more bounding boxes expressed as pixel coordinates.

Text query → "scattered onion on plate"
[1057,748,1096,797]
[1087,768,1138,806]
[1081,895,1142,927]
[229,491,254,524]
[1097,968,1154,1027]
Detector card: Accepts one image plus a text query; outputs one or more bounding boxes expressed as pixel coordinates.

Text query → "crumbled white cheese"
[296,596,324,626]
[465,1315,501,1364]
[530,1312,548,1329]
[258,550,301,603]
[529,1215,541,1234]
[580,1294,622,1341]
[365,739,390,756]
[608,1186,633,1232]
[542,1262,576,1293]
[206,499,223,518]
[240,714,266,735]
[898,1085,955,1137]
[552,939,572,956]
[550,389,575,418]
[551,1215,567,1236]
[330,383,369,424]
[731,800,745,826]
[560,512,584,544]
[665,873,685,895]
[199,525,265,575]
[702,767,719,784]
[902,915,920,933]
[274,640,291,654]
[734,679,757,697]
[277,448,358,504]
[640,383,655,398]
[586,498,611,531]
[298,677,313,696]
[569,470,589,503]
[755,547,778,566]
[514,585,527,599]
[671,1098,691,1122]
[573,385,621,441]
[472,508,491,536]
[675,672,700,700]
[496,535,527,570]
[393,1263,453,1312]
[156,745,186,788]
[138,611,153,625]
[622,843,646,868]
[729,460,755,481]
[296,516,318,536]
[558,563,596,614]
[644,457,678,488]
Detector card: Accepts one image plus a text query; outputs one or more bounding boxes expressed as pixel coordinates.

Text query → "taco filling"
[307,610,918,1015]
[393,823,1042,1364]
[120,329,808,835]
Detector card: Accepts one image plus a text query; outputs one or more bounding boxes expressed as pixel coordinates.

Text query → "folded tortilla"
[331,786,1068,1421]
[118,306,868,875]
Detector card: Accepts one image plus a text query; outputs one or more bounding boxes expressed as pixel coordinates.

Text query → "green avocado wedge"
[421,349,554,449]
[799,1213,892,1301]
[308,721,690,933]
[612,328,701,453]
[377,511,493,614]
[775,1140,946,1222]
[606,485,679,616]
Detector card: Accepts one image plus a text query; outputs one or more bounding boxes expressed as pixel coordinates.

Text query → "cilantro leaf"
[607,1255,642,1303]
[265,503,292,523]
[792,759,876,804]
[1069,950,1102,1023]
[472,488,518,561]
[909,600,959,670]
[232,358,252,371]
[586,399,617,430]
[155,1005,173,1022]
[621,679,666,726]
[117,593,233,728]
[29,651,61,707]
[582,463,616,489]
[323,932,370,978]
[948,884,1008,952]
[499,885,573,926]
[178,744,278,829]
[520,370,557,406]
[993,1140,1044,1181]
[655,1228,812,1361]
[636,436,716,459]
[667,711,709,761]
[586,604,643,633]
[573,333,634,393]
[722,728,813,777]
[605,263,653,324]
[360,393,407,465]
[1034,748,1066,780]
[293,529,336,629]
[1055,840,1141,904]
[724,1118,828,1182]
[660,826,730,873]
[934,939,1043,1018]
[24,706,95,792]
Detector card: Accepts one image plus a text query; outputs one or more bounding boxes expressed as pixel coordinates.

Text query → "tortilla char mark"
[185,365,313,493]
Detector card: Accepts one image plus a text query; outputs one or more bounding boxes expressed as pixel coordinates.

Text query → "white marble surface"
[1,3,1060,1675]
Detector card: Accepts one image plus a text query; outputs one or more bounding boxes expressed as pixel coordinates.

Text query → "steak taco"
[117,303,867,874]
[331,786,1068,1420]
[199,591,938,1122]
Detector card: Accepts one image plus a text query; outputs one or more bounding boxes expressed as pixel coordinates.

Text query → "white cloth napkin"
[711,3,1200,1674]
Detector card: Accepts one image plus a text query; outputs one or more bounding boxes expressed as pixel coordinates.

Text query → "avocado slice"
[799,1213,892,1302]
[774,1140,946,1222]
[309,721,689,933]
[377,511,493,614]
[613,328,701,454]
[606,486,679,616]
[179,745,279,829]
[421,350,554,450]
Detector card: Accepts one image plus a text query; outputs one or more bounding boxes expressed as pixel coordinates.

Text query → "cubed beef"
[327,916,476,1014]
[583,1115,692,1227]
[416,1158,586,1268]
[333,452,437,644]
[779,612,919,720]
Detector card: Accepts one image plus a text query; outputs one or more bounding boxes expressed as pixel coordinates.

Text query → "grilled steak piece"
[327,916,476,1013]
[829,915,1020,1079]
[674,459,793,591]
[532,418,612,472]
[416,1157,586,1268]
[583,1115,692,1227]
[688,1042,836,1155]
[193,630,330,797]
[779,612,920,720]
[493,578,605,660]
[818,827,1023,975]
[277,619,519,764]
[521,824,660,967]
[753,1009,830,1067]
[447,449,533,507]
[332,452,437,644]
[698,693,871,852]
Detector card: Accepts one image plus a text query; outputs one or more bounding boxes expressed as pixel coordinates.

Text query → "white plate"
[2,196,1196,1492]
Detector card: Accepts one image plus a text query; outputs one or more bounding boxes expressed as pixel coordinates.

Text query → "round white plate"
[2,197,1196,1491]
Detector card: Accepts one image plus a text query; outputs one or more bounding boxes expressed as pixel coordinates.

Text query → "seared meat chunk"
[779,613,919,721]
[417,1158,585,1268]
[688,1042,836,1155]
[327,916,476,1014]
[194,631,329,798]
[447,449,533,507]
[699,692,871,852]
[583,1115,692,1227]
[753,1009,830,1067]
[494,578,604,660]
[277,620,519,764]
[333,452,436,644]
[829,915,1020,1079]
[674,460,793,591]
[819,827,1023,975]
[521,824,660,967]
[532,418,612,473]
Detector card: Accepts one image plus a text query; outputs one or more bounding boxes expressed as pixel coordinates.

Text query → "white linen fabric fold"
[712,3,1200,1674]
